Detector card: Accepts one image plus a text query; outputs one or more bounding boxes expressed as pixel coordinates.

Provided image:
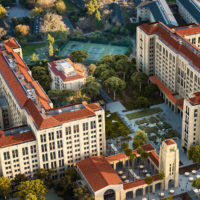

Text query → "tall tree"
[145,176,153,197]
[15,24,30,36]
[188,145,200,163]
[95,10,101,21]
[131,72,148,93]
[144,83,158,98]
[0,5,6,19]
[70,50,89,63]
[47,33,55,45]
[136,96,150,109]
[15,179,47,200]
[36,168,54,188]
[121,142,129,150]
[87,0,95,15]
[104,76,126,100]
[140,150,149,165]
[132,130,148,149]
[0,177,11,200]
[49,42,54,57]
[25,193,37,200]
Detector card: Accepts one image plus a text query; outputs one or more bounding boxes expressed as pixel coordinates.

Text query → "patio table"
[143,169,147,173]
[124,179,129,183]
[142,198,147,200]
[189,177,194,182]
[192,170,196,175]
[136,176,140,180]
[169,190,174,194]
[159,192,164,197]
[140,165,144,169]
[118,171,123,175]
[146,173,151,177]
[122,175,126,179]
[185,172,189,176]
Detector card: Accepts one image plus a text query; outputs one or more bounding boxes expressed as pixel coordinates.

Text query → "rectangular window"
[41,144,47,152]
[40,134,46,143]
[83,122,88,131]
[73,125,79,133]
[4,152,10,160]
[58,150,64,158]
[57,140,63,149]
[22,147,28,156]
[91,121,96,129]
[56,130,62,139]
[12,150,18,158]
[48,132,54,141]
[30,145,37,154]
[49,142,55,150]
[66,127,71,135]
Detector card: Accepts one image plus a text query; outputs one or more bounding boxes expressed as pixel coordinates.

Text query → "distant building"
[77,140,179,200]
[135,0,178,27]
[48,58,86,91]
[176,0,200,24]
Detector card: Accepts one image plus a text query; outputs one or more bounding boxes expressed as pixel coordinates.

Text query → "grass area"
[106,111,131,139]
[138,125,158,134]
[135,118,148,125]
[166,0,176,3]
[126,107,163,120]
[148,116,159,124]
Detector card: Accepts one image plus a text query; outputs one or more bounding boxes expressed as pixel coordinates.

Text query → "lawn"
[126,107,163,120]
[106,111,131,139]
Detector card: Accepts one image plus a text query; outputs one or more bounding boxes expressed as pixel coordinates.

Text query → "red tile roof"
[150,76,184,104]
[77,156,123,192]
[123,175,159,190]
[48,58,85,82]
[174,24,200,36]
[0,129,35,148]
[164,139,175,145]
[149,151,159,167]
[140,22,200,71]
[141,143,155,152]
[189,92,200,105]
[4,38,20,49]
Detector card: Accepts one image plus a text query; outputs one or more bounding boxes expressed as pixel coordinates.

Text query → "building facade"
[77,140,179,200]
[48,58,86,91]
[136,22,200,151]
[0,38,106,179]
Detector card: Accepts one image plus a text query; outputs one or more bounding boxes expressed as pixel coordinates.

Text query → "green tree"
[0,5,6,19]
[145,176,153,196]
[100,69,115,82]
[192,178,200,189]
[141,150,149,165]
[131,72,148,93]
[136,96,150,109]
[49,42,54,57]
[56,0,66,14]
[124,148,133,176]
[73,185,94,200]
[104,76,126,100]
[47,33,55,45]
[121,142,129,150]
[12,174,28,187]
[188,145,200,163]
[31,52,39,62]
[0,177,11,199]
[36,168,54,188]
[158,172,165,180]
[25,193,37,200]
[70,50,89,63]
[132,130,148,149]
[15,179,47,200]
[98,54,115,69]
[144,83,158,98]
[81,76,101,100]
[31,7,44,16]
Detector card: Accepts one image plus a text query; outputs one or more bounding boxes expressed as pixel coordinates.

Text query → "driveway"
[8,6,30,21]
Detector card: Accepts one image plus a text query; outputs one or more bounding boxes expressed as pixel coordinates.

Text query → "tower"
[159,139,179,190]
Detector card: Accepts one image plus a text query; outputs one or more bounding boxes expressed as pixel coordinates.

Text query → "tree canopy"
[136,96,150,109]
[56,0,66,14]
[158,172,165,180]
[132,130,148,149]
[0,5,6,19]
[0,177,11,199]
[15,24,30,36]
[188,145,200,163]
[70,50,89,63]
[36,168,54,188]
[131,72,148,93]
[73,186,94,200]
[192,178,200,189]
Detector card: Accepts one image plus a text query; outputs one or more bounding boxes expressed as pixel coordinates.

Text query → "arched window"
[104,189,115,200]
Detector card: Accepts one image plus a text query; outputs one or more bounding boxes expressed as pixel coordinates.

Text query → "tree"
[25,193,37,200]
[15,24,30,36]
[88,64,96,76]
[163,197,174,200]
[41,13,67,33]
[135,96,150,109]
[56,0,66,14]
[0,27,7,39]
[95,10,101,21]
[0,177,11,199]
[70,50,89,63]
[87,0,95,15]
[36,168,54,188]
[132,130,148,149]
[73,186,94,200]
[144,83,158,98]
[81,76,101,100]
[31,52,39,62]
[192,178,200,189]
[12,174,28,187]
[15,179,47,200]
[140,150,149,165]
[31,7,43,16]
[188,145,200,163]
[49,42,54,57]
[0,5,6,19]
[131,72,148,93]
[104,76,126,100]
[36,0,55,8]
[98,54,115,69]
[47,33,55,45]
[121,142,128,150]
[158,172,165,180]
[145,176,153,196]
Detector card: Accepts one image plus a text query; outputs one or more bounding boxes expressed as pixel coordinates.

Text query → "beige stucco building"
[0,38,106,179]
[77,140,179,200]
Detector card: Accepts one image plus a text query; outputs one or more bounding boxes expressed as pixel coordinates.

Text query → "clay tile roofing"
[150,76,184,104]
[77,156,123,192]
[4,38,20,49]
[0,129,35,148]
[123,175,159,190]
[189,92,200,105]
[139,22,200,72]
[149,151,159,167]
[174,24,200,36]
[141,143,155,152]
[164,139,175,145]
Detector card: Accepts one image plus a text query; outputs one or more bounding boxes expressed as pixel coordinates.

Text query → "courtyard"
[58,40,129,62]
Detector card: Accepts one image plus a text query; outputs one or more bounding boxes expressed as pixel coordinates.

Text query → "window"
[91,121,96,129]
[48,132,54,141]
[4,152,10,160]
[30,145,37,154]
[41,144,47,152]
[73,125,79,133]
[49,142,55,150]
[57,140,63,148]
[58,150,64,158]
[22,147,28,156]
[40,134,46,143]
[50,152,56,160]
[42,154,48,162]
[66,127,71,135]
[59,159,64,167]
[83,122,88,131]
[56,130,62,139]
[12,150,18,158]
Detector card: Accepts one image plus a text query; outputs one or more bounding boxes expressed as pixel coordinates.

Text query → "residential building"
[77,140,179,200]
[0,38,106,179]
[48,58,86,91]
[135,0,178,27]
[136,22,200,151]
[176,0,200,24]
